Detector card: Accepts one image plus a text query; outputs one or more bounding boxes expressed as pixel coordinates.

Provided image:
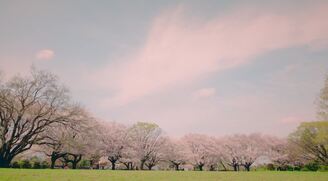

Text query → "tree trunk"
[233,164,238,171]
[111,161,116,170]
[231,158,239,171]
[123,162,129,170]
[198,164,204,171]
[244,162,251,171]
[72,154,82,169]
[50,152,67,169]
[72,162,77,169]
[0,156,11,168]
[245,166,250,171]
[210,165,215,171]
[174,163,180,171]
[220,161,227,171]
[140,160,146,170]
[89,160,93,169]
[63,153,82,169]
[51,158,56,169]
[50,152,58,169]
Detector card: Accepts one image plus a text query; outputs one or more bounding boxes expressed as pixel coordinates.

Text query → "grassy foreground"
[0,169,327,181]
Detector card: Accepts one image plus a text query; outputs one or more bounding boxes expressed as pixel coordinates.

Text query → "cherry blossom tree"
[42,110,97,169]
[182,134,217,171]
[127,122,165,170]
[99,121,128,170]
[164,139,187,170]
[223,134,273,171]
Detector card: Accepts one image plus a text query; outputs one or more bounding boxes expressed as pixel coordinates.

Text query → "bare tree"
[0,69,80,168]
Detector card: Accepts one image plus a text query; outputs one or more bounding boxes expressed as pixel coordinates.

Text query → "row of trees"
[1,69,327,170]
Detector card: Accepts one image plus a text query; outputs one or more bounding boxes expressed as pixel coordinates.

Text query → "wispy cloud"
[94,3,328,106]
[35,49,54,60]
[193,88,217,99]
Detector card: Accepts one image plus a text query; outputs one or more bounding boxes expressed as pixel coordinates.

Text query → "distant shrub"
[286,165,294,171]
[79,159,91,169]
[41,161,49,169]
[293,166,302,171]
[319,165,328,171]
[11,161,21,168]
[277,165,288,171]
[266,164,275,171]
[33,161,41,169]
[21,159,32,169]
[302,162,319,171]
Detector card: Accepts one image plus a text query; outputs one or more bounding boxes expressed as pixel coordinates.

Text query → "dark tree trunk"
[233,165,237,171]
[71,155,82,169]
[245,165,250,171]
[230,158,239,171]
[123,162,130,170]
[108,156,119,170]
[140,159,146,170]
[232,163,239,171]
[63,153,82,169]
[210,165,215,171]
[170,161,181,171]
[72,162,77,169]
[89,160,93,169]
[51,158,56,169]
[147,164,154,170]
[50,151,67,169]
[220,161,227,171]
[110,161,116,170]
[198,163,204,171]
[174,163,180,171]
[0,156,11,168]
[176,164,180,171]
[243,162,252,171]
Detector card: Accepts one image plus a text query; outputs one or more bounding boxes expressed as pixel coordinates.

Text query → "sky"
[0,0,328,137]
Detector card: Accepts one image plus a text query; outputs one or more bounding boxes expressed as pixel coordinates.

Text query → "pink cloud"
[95,3,328,106]
[35,49,55,60]
[193,88,217,99]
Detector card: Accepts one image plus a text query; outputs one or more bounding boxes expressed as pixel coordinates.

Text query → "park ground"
[0,169,327,181]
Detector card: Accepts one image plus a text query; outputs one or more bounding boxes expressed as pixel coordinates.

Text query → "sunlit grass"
[0,169,327,181]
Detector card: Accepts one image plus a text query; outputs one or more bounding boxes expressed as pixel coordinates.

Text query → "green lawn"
[0,169,327,181]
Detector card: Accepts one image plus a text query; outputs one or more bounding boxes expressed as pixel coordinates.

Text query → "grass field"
[0,169,327,181]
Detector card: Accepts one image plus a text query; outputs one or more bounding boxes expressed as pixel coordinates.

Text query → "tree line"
[0,69,327,171]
